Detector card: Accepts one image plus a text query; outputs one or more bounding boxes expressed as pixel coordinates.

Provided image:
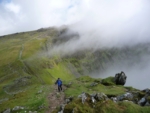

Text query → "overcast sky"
[0,0,150,37]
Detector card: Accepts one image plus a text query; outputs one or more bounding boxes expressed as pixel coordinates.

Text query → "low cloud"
[45,0,150,56]
[44,0,150,90]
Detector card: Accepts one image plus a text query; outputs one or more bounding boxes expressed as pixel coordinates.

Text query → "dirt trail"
[19,44,24,60]
[46,85,66,113]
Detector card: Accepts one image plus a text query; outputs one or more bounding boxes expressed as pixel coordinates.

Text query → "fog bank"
[45,0,150,89]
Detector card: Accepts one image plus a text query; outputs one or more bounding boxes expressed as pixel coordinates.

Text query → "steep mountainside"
[0,27,150,112]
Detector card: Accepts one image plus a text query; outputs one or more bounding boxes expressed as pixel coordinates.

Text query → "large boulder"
[114,71,127,85]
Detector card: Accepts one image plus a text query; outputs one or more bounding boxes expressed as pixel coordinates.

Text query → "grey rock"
[37,90,42,94]
[111,97,117,102]
[81,92,87,104]
[3,108,11,113]
[138,97,147,106]
[58,111,63,113]
[145,102,150,106]
[12,106,24,111]
[65,96,73,104]
[68,82,72,86]
[12,106,20,111]
[78,92,87,104]
[65,98,70,104]
[72,108,74,113]
[65,82,72,88]
[124,92,133,99]
[117,92,133,101]
[142,88,150,95]
[114,71,127,85]
[91,96,96,103]
[39,104,44,109]
[94,92,108,101]
[58,104,66,113]
[90,82,98,87]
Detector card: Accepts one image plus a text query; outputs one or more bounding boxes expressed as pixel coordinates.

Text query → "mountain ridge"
[0,26,150,112]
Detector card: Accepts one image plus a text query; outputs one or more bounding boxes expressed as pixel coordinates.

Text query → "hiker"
[55,78,62,92]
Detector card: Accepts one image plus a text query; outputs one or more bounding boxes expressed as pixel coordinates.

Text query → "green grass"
[1,27,150,112]
[0,84,50,112]
[47,62,75,82]
[0,30,60,112]
[64,76,126,97]
[101,76,115,86]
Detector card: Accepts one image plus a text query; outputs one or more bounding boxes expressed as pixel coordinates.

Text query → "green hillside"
[0,27,75,112]
[0,27,150,112]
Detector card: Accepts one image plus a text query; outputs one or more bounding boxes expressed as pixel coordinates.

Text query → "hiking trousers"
[58,84,62,92]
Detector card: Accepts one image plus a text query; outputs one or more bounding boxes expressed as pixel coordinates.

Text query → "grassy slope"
[0,28,74,112]
[0,27,150,112]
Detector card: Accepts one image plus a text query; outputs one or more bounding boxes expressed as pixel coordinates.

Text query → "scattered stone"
[142,88,150,95]
[72,108,75,113]
[111,97,117,103]
[90,82,98,87]
[58,104,66,113]
[3,108,11,113]
[94,92,108,101]
[145,102,150,106]
[78,92,87,104]
[38,104,45,109]
[114,71,127,85]
[124,92,133,99]
[37,90,42,94]
[91,96,96,103]
[65,98,70,104]
[65,96,73,104]
[68,82,72,86]
[117,92,133,101]
[12,106,24,111]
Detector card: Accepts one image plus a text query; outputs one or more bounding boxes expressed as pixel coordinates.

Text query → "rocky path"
[46,85,66,113]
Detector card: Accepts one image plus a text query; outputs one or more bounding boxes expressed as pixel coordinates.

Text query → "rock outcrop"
[114,71,127,85]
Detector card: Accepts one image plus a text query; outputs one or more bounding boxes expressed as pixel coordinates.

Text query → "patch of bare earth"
[46,85,66,113]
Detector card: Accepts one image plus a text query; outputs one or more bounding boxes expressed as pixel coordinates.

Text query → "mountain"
[0,26,150,112]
